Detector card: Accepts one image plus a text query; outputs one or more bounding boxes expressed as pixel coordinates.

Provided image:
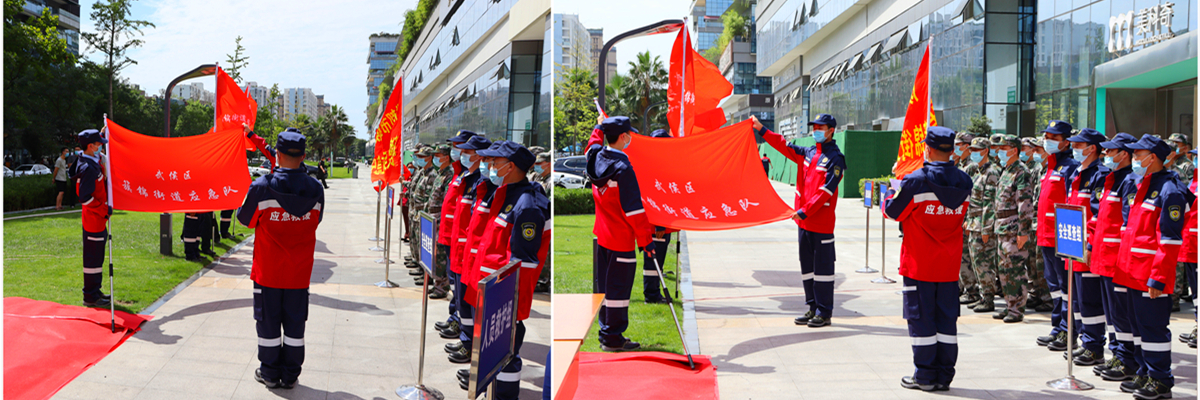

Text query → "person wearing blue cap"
[447,130,477,176]
[586,116,656,351]
[753,113,847,328]
[882,126,973,391]
[438,135,491,371]
[72,129,113,307]
[1180,147,1198,350]
[237,128,325,390]
[1090,132,1140,381]
[1111,134,1194,399]
[1034,120,1082,350]
[1059,128,1112,364]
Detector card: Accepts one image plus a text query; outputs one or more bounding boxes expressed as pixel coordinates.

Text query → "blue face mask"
[414,157,427,168]
[534,165,544,174]
[451,148,462,161]
[1043,139,1061,154]
[989,149,997,157]
[481,161,490,176]
[1033,153,1043,162]
[1131,157,1147,176]
[1194,157,1198,169]
[954,147,964,157]
[460,154,473,168]
[1072,148,1088,162]
[433,157,443,167]
[488,162,504,185]
[812,129,826,143]
[1020,152,1030,162]
[1102,156,1118,169]
[997,150,1011,165]
[970,152,983,163]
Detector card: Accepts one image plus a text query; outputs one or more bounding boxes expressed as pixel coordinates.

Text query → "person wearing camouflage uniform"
[1022,137,1053,311]
[405,146,434,272]
[955,133,980,304]
[423,145,455,291]
[1168,133,1196,311]
[963,137,1000,312]
[988,134,1036,323]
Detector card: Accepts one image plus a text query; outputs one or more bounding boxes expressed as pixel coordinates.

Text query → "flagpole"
[103,114,116,333]
[679,18,688,138]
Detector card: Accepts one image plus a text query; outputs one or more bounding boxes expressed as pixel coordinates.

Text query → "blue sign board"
[471,262,519,398]
[386,187,394,216]
[864,181,873,208]
[419,212,435,274]
[1055,204,1088,262]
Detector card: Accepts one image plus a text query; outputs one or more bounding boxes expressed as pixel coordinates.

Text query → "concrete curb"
[678,230,701,355]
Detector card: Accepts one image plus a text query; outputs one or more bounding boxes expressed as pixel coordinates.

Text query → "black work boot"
[900,376,936,391]
[1072,349,1104,366]
[1101,359,1136,381]
[793,310,815,325]
[1093,357,1118,376]
[448,347,472,363]
[1120,375,1148,392]
[445,341,464,353]
[1132,377,1173,400]
[807,315,830,327]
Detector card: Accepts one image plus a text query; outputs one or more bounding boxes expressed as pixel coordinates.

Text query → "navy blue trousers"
[447,268,460,325]
[1103,277,1136,367]
[219,209,234,236]
[596,246,636,346]
[799,229,836,318]
[182,213,201,258]
[495,321,526,400]
[1074,272,1106,354]
[253,282,308,384]
[1130,289,1174,385]
[642,233,670,300]
[1186,262,1198,319]
[458,283,475,345]
[902,276,959,386]
[1041,246,1079,337]
[82,229,107,301]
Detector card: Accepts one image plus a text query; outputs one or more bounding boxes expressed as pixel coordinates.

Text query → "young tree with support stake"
[81,0,154,118]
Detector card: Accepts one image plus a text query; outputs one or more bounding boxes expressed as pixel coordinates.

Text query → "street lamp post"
[159,64,218,256]
[596,19,685,112]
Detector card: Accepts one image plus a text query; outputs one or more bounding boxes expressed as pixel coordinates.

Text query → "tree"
[173,100,214,137]
[554,67,599,154]
[624,51,668,131]
[327,104,349,158]
[80,0,154,117]
[967,115,993,136]
[225,35,249,84]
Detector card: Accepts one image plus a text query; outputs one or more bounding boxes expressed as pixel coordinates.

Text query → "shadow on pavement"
[711,324,908,374]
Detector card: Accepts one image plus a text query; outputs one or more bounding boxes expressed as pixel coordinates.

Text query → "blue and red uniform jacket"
[237,167,325,289]
[475,181,551,321]
[1088,166,1134,278]
[462,180,504,305]
[1063,160,1110,271]
[883,161,973,282]
[449,169,482,274]
[72,154,109,233]
[759,128,846,234]
[1181,175,1197,263]
[585,128,653,252]
[1114,170,1195,293]
[437,168,474,246]
[1037,150,1080,246]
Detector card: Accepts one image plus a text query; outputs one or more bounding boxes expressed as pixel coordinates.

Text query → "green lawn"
[304,161,355,179]
[554,214,685,354]
[4,211,238,313]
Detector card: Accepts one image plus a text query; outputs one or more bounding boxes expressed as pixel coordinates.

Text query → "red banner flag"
[892,45,934,179]
[371,82,403,186]
[624,120,795,230]
[214,67,258,150]
[668,27,732,137]
[106,119,251,213]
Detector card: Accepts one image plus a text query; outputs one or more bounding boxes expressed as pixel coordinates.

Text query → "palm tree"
[625,51,668,130]
[327,104,349,160]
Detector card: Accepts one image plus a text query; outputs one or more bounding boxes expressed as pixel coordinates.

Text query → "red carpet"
[4,297,151,400]
[574,352,719,400]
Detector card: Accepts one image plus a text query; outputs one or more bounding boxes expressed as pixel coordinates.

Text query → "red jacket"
[437,170,469,246]
[473,181,550,320]
[448,170,483,274]
[1089,167,1134,278]
[1037,151,1080,246]
[1063,161,1109,272]
[237,168,325,289]
[1181,175,1197,263]
[760,128,845,234]
[585,128,653,252]
[883,161,973,282]
[462,183,506,305]
[72,154,109,232]
[1114,170,1194,293]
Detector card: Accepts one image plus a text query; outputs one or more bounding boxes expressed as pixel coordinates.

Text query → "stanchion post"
[872,183,895,284]
[1047,203,1093,390]
[396,212,442,399]
[370,184,383,243]
[857,181,877,274]
[376,188,397,286]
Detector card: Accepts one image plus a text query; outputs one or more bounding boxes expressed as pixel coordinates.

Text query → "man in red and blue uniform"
[473,141,550,399]
[238,128,325,390]
[438,135,490,362]
[433,131,481,336]
[449,141,505,371]
[1063,128,1111,365]
[73,129,112,307]
[586,116,656,351]
[1181,149,1198,349]
[1112,135,1193,399]
[883,126,973,392]
[643,128,676,304]
[1088,132,1139,380]
[1034,120,1082,351]
[754,113,846,328]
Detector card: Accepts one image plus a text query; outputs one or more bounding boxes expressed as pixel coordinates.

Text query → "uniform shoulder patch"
[833,166,841,177]
[505,204,514,213]
[1169,205,1182,221]
[521,222,536,241]
[1150,190,1159,199]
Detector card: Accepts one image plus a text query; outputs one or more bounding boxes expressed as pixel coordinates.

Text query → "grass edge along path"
[4,211,239,314]
[554,214,685,354]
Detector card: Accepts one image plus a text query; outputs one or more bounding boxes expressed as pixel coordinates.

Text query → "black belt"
[995,210,1017,219]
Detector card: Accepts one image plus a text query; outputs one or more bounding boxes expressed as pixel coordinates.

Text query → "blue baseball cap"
[1067,128,1105,144]
[276,128,306,156]
[448,130,477,143]
[477,141,535,171]
[923,126,956,152]
[1126,134,1172,162]
[650,129,671,138]
[1100,132,1137,151]
[77,129,106,145]
[1040,120,1073,137]
[808,114,837,128]
[455,135,492,150]
[600,116,638,136]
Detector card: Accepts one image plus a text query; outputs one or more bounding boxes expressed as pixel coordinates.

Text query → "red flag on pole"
[892,45,935,179]
[623,120,794,230]
[667,27,732,137]
[371,80,403,187]
[105,119,250,213]
[214,67,258,150]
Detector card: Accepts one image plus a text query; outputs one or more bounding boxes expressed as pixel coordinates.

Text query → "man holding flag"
[753,114,846,328]
[74,129,113,307]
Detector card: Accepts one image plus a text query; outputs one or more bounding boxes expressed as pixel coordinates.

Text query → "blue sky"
[78,0,416,139]
[556,0,690,77]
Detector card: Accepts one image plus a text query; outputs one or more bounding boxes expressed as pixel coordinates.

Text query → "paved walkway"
[686,180,1197,400]
[53,164,550,400]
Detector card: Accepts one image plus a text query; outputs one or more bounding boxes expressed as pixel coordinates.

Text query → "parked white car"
[13,164,51,177]
[3,166,13,178]
[249,166,271,178]
[553,171,588,189]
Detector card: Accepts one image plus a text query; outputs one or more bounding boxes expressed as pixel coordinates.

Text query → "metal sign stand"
[467,261,521,400]
[396,216,442,399]
[369,185,383,247]
[1048,203,1093,391]
[872,184,895,284]
[653,257,695,370]
[376,188,397,287]
[857,182,878,274]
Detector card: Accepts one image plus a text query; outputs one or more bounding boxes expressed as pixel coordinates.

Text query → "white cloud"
[78,0,415,138]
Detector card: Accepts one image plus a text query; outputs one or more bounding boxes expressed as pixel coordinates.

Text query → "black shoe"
[448,347,472,364]
[1034,302,1054,312]
[900,376,936,391]
[435,320,451,330]
[1180,327,1196,343]
[1101,361,1136,381]
[1036,332,1058,346]
[600,338,641,352]
[280,379,296,390]
[201,250,218,257]
[402,237,410,243]
[972,299,995,312]
[1003,312,1023,323]
[185,255,204,262]
[807,315,830,328]
[83,296,111,307]
[409,268,425,276]
[456,368,470,382]
[1190,335,1197,349]
[993,309,1009,320]
[1093,358,1116,376]
[644,295,672,304]
[1171,300,1181,312]
[794,310,815,325]
[221,233,235,240]
[439,325,460,339]
[933,383,950,391]
[1072,349,1104,366]
[1120,375,1148,391]
[1047,332,1075,351]
[1133,377,1173,400]
[458,373,469,391]
[429,287,448,299]
[445,341,464,353]
[255,368,281,389]
[959,293,980,304]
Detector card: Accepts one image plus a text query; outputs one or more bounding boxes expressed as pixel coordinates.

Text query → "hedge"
[4,175,62,212]
[857,175,896,207]
[553,188,594,215]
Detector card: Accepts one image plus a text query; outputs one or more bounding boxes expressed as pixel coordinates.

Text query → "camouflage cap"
[528,146,546,155]
[999,134,1020,147]
[415,146,433,157]
[1024,136,1044,148]
[988,133,1005,146]
[969,137,990,150]
[954,132,975,144]
[1169,133,1191,146]
[434,144,451,155]
[535,152,551,163]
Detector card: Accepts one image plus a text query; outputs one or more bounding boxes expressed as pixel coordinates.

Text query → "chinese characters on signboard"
[1109,3,1175,53]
